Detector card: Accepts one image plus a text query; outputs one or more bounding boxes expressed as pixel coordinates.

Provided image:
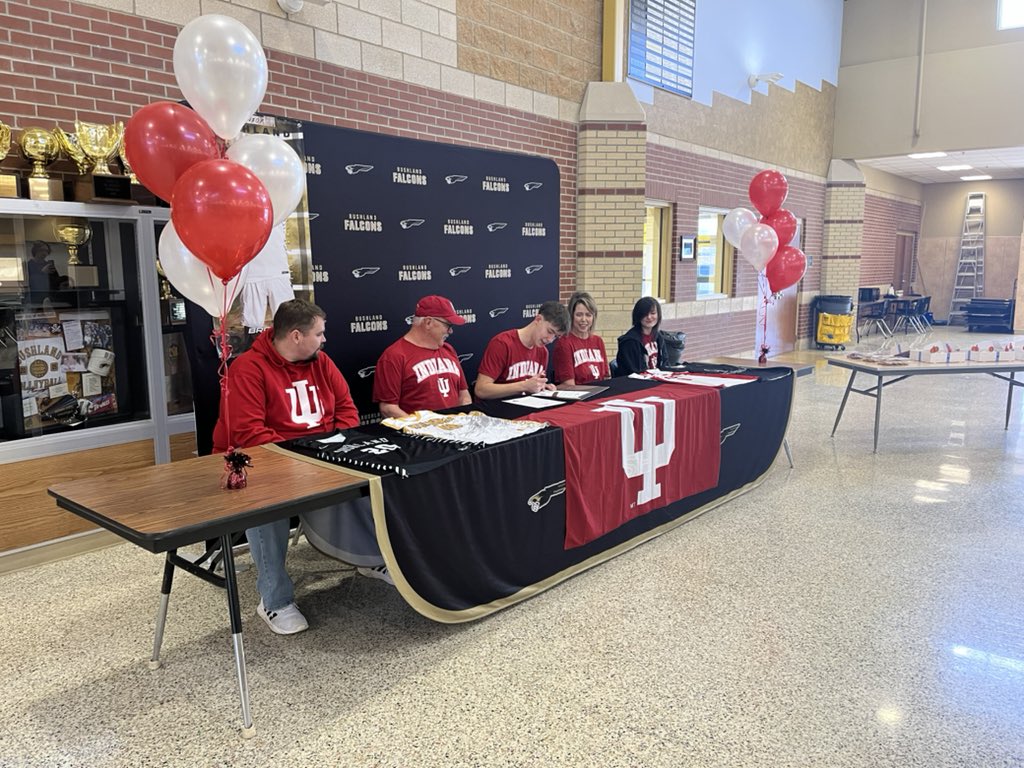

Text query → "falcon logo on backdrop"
[400,218,425,229]
[523,181,543,191]
[486,222,508,232]
[345,164,374,175]
[444,218,474,235]
[595,396,676,506]
[344,213,382,232]
[449,266,472,276]
[286,380,324,429]
[357,366,376,379]
[457,310,477,323]
[524,264,543,274]
[720,423,740,444]
[528,481,566,513]
[352,267,381,278]
[351,314,388,333]
[522,302,541,319]
[445,174,468,184]
[522,221,546,237]
[489,307,509,318]
[404,314,415,325]
[457,353,473,363]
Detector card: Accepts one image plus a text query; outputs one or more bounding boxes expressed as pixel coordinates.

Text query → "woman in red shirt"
[552,291,610,385]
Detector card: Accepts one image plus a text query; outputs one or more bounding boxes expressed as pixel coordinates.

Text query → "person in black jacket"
[615,296,668,376]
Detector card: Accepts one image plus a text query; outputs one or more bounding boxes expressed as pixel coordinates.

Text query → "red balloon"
[124,102,220,202]
[761,208,797,248]
[171,159,273,282]
[749,170,789,217]
[765,245,807,293]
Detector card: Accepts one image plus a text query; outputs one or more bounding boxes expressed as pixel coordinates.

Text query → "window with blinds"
[627,0,696,98]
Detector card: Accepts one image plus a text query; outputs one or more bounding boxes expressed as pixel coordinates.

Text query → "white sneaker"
[357,564,395,586]
[257,600,309,635]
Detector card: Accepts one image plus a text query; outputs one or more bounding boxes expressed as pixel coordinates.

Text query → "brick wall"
[862,193,923,287]
[0,0,579,297]
[646,141,826,350]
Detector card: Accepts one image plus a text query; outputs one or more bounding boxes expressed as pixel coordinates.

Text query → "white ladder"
[947,192,985,324]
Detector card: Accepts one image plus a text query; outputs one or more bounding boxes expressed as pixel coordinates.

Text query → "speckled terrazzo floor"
[2,327,1024,768]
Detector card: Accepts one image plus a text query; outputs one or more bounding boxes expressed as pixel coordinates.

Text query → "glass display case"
[0,200,181,461]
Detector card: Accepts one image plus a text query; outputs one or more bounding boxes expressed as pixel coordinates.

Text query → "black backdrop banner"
[301,122,561,420]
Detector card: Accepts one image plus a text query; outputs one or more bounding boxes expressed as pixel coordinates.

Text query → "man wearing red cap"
[373,295,471,417]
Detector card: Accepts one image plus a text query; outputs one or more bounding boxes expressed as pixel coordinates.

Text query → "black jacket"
[615,327,667,376]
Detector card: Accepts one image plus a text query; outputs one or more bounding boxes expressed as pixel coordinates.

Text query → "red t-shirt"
[552,333,609,384]
[373,337,468,412]
[478,328,548,383]
[642,333,659,369]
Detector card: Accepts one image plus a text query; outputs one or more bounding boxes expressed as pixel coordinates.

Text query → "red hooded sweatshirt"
[212,328,359,453]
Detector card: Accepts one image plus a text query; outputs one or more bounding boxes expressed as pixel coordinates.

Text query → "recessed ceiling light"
[908,152,947,159]
[960,175,992,181]
[937,164,972,171]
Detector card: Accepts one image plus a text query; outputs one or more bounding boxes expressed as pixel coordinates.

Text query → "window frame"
[627,0,697,99]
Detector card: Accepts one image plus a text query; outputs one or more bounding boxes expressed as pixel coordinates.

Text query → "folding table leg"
[782,437,794,468]
[219,533,256,738]
[148,552,176,670]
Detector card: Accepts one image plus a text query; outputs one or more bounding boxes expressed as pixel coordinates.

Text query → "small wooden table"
[827,355,1024,451]
[48,445,367,737]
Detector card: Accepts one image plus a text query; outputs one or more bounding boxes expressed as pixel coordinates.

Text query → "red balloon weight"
[124,102,220,202]
[749,170,789,217]
[765,245,807,293]
[171,159,273,282]
[761,208,797,248]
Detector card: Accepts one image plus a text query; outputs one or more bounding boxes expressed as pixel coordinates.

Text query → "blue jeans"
[246,520,293,612]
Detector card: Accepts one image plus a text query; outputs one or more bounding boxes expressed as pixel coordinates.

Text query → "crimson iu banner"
[530,384,722,548]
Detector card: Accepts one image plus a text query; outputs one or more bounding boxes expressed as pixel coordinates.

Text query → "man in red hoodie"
[213,299,358,635]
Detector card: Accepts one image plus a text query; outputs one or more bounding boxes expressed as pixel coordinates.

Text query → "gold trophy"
[19,127,63,201]
[73,120,131,203]
[0,121,20,198]
[54,219,97,287]
[117,139,138,185]
[53,126,92,176]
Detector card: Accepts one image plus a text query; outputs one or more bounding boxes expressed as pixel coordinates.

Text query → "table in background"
[827,355,1024,451]
[48,446,368,737]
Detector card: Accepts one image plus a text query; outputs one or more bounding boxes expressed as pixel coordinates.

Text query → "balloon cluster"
[723,170,808,294]
[123,15,306,317]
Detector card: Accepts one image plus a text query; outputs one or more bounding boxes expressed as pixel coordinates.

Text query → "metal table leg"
[872,373,883,452]
[782,437,794,468]
[831,370,857,437]
[148,551,176,670]
[1006,371,1016,430]
[219,533,256,738]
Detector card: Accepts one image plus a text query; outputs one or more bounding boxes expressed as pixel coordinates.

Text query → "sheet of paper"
[62,320,84,351]
[506,395,566,409]
[316,433,347,444]
[81,373,102,397]
[48,383,69,398]
[22,396,38,417]
[552,389,590,400]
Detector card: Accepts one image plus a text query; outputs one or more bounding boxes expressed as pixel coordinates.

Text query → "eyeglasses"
[432,317,454,332]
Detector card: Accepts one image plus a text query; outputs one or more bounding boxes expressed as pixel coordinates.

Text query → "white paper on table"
[62,320,84,351]
[316,433,347,444]
[551,389,590,400]
[81,373,102,397]
[506,395,566,409]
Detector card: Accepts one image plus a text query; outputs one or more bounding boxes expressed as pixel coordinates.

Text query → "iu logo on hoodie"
[286,379,324,429]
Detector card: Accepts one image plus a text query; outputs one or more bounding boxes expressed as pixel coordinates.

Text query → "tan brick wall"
[457,0,601,103]
[821,183,866,298]
[577,255,642,352]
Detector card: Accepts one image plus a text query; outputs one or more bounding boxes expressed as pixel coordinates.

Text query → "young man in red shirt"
[373,295,471,417]
[213,299,359,635]
[474,300,569,399]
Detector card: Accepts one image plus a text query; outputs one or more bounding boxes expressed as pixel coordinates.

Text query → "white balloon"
[226,134,306,226]
[173,15,268,141]
[159,222,248,318]
[723,207,759,249]
[739,223,780,272]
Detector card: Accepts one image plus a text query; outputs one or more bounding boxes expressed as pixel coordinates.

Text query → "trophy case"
[0,210,151,440]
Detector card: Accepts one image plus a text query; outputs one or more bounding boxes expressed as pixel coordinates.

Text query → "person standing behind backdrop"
[552,291,609,385]
[615,296,668,376]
